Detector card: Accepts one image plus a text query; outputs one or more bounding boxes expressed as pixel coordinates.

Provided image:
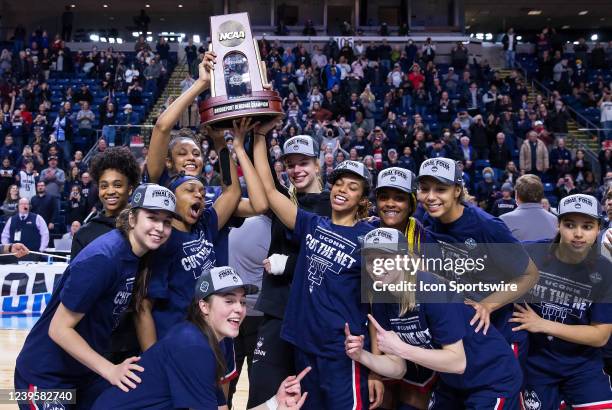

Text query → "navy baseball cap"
[557,194,600,220]
[130,183,177,215]
[418,158,463,186]
[195,266,259,300]
[281,135,318,159]
[376,167,417,194]
[329,160,372,189]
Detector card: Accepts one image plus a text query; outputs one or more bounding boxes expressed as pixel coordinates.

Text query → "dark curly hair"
[89,146,141,188]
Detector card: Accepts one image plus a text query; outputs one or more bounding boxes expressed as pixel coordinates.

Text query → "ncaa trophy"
[200,12,283,128]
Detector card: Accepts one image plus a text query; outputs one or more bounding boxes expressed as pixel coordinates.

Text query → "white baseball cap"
[195,266,259,299]
[130,183,177,215]
[557,194,600,220]
[417,158,463,186]
[376,167,416,194]
[281,135,317,159]
[362,228,409,253]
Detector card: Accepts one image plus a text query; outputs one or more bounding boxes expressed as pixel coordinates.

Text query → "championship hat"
[281,135,317,159]
[195,266,259,300]
[557,194,600,220]
[376,167,417,194]
[328,160,372,189]
[130,183,177,215]
[362,228,409,253]
[417,158,463,186]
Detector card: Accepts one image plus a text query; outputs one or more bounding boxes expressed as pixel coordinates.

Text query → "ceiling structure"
[0,0,610,38]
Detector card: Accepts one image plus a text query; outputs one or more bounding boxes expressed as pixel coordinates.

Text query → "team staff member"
[511,194,612,409]
[417,158,539,370]
[250,122,374,409]
[94,266,310,410]
[14,184,176,409]
[347,228,524,409]
[71,147,141,258]
[371,168,432,409]
[247,133,333,408]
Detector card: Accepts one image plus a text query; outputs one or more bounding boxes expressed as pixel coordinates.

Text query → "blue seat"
[544,182,554,193]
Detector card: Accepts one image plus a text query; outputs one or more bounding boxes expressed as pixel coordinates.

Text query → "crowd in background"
[0,24,611,244]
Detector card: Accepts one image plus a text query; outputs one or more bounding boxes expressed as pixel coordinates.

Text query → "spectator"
[61,220,81,241]
[17,159,37,200]
[489,132,511,170]
[73,84,93,105]
[66,184,88,226]
[571,149,591,183]
[52,108,73,155]
[500,174,557,240]
[76,101,95,132]
[599,92,612,141]
[30,180,57,231]
[421,37,436,62]
[555,173,579,199]
[475,166,499,211]
[469,114,489,159]
[0,156,16,201]
[549,137,572,178]
[519,130,549,176]
[1,184,19,217]
[40,155,65,198]
[501,27,517,69]
[450,42,468,71]
[491,183,517,217]
[302,19,316,36]
[1,197,49,260]
[0,135,20,164]
[548,99,570,134]
[203,164,222,186]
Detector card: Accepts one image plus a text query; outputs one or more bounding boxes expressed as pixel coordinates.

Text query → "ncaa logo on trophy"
[200,12,283,128]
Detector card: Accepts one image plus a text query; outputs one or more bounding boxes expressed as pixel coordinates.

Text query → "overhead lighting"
[178,4,183,7]
[591,34,599,41]
[117,38,124,44]
[578,10,588,15]
[89,34,100,41]
[573,41,579,45]
[475,33,484,40]
[516,35,522,41]
[485,33,493,41]
[145,4,150,7]
[70,4,76,7]
[528,10,542,15]
[100,37,108,43]
[109,37,115,43]
[193,34,201,43]
[146,36,153,42]
[103,4,108,7]
[562,25,570,29]
[132,32,140,37]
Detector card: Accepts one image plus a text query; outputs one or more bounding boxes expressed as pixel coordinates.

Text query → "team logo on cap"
[233,274,239,283]
[431,166,438,173]
[164,199,170,206]
[200,280,209,294]
[293,145,299,151]
[390,176,397,182]
[575,203,582,209]
[133,192,142,203]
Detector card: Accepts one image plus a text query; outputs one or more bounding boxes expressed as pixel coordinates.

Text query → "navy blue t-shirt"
[523,242,612,383]
[423,204,530,343]
[149,208,219,339]
[93,322,226,409]
[281,209,373,357]
[371,273,522,395]
[16,230,139,388]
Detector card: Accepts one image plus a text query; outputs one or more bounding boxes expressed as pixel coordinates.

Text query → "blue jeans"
[505,50,516,69]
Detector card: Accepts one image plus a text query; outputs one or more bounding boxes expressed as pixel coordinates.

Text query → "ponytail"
[186,298,227,383]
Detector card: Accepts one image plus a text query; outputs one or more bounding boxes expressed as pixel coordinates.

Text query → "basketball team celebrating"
[14,51,612,410]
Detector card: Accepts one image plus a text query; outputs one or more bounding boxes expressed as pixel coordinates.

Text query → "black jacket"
[255,188,332,319]
[70,211,116,258]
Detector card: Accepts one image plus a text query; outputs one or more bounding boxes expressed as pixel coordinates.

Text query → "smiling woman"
[13,184,176,410]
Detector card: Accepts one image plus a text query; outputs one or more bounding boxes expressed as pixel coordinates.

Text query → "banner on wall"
[0,263,68,315]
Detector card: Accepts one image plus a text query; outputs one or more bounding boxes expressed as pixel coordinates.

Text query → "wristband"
[265,396,279,410]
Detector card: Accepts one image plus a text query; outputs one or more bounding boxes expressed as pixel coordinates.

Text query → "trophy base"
[200,90,283,129]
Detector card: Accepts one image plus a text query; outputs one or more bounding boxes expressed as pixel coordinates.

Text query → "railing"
[515,60,602,181]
